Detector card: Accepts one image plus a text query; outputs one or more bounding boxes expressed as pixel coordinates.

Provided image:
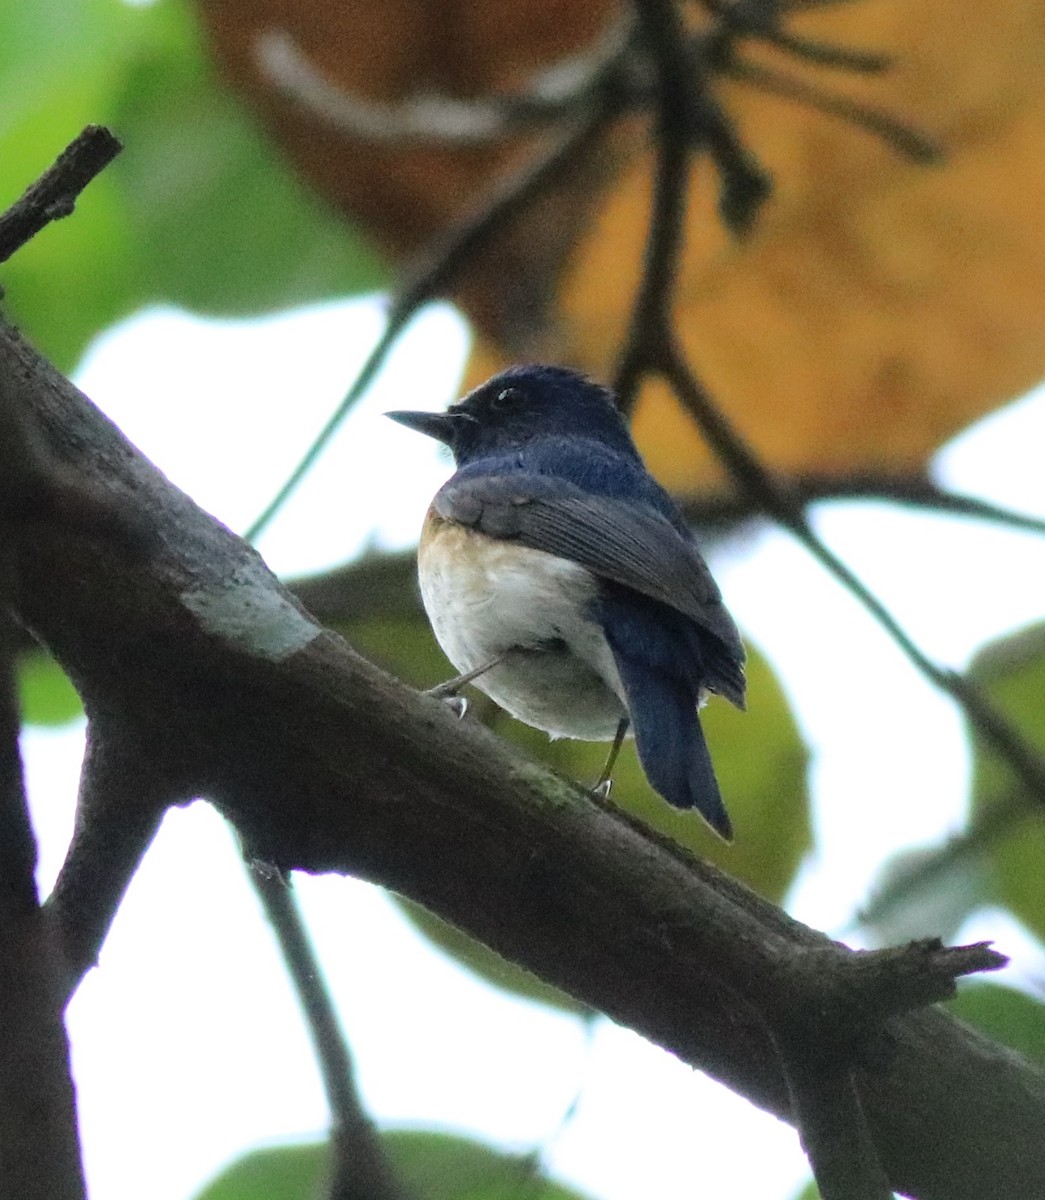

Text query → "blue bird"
[387,364,746,839]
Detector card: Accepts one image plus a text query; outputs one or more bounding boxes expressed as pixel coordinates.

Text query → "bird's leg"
[426,655,504,718]
[593,718,629,797]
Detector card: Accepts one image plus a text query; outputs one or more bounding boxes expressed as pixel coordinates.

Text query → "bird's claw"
[440,694,469,719]
[592,778,613,799]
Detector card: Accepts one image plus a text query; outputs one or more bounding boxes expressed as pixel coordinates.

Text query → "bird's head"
[387,364,635,465]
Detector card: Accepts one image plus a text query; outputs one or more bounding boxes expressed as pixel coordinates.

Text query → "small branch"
[0,125,121,265]
[250,867,412,1200]
[615,0,705,409]
[286,466,1045,633]
[679,471,1045,535]
[700,0,892,72]
[779,940,1006,1038]
[726,57,941,163]
[46,726,174,1006]
[246,94,618,541]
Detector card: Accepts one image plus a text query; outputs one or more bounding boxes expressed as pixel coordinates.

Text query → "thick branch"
[4,317,1044,1200]
[0,398,86,1199]
[0,632,86,1199]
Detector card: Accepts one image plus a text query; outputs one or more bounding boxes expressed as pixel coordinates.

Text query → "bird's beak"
[385,409,459,445]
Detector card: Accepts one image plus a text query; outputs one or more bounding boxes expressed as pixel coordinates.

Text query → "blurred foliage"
[18,651,83,728]
[859,841,991,949]
[969,623,1045,941]
[0,0,385,370]
[858,620,1045,950]
[193,1130,594,1200]
[949,982,1045,1069]
[202,0,1045,493]
[349,605,811,1008]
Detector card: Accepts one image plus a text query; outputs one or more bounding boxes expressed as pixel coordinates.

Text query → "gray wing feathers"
[435,475,745,667]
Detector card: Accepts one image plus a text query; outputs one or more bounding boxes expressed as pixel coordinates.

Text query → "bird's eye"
[490,386,522,412]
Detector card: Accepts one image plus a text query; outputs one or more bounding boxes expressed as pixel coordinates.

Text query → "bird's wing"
[434,472,745,694]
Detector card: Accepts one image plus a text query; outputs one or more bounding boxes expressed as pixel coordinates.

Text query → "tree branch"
[0,338,86,1200]
[0,125,121,265]
[250,868,412,1200]
[46,725,173,1006]
[4,312,1043,1200]
[781,1058,893,1200]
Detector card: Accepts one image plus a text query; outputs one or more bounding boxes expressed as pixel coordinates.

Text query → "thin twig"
[615,0,704,408]
[682,472,1045,535]
[726,57,941,162]
[0,125,121,265]
[249,867,411,1200]
[246,97,618,542]
[679,473,1045,535]
[699,0,892,72]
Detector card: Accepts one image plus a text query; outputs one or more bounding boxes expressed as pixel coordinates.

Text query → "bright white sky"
[22,298,1045,1200]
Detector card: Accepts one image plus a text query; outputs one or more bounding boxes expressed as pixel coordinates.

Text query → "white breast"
[419,524,627,741]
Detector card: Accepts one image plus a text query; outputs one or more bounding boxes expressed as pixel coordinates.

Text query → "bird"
[387,364,746,839]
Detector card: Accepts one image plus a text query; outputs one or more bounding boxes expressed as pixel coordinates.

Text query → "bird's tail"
[616,659,733,840]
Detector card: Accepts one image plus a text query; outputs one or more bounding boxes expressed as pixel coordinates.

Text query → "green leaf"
[193,1131,594,1200]
[193,1142,326,1200]
[949,982,1045,1069]
[18,652,83,727]
[108,2,386,317]
[0,0,386,369]
[968,623,1045,941]
[384,1129,592,1200]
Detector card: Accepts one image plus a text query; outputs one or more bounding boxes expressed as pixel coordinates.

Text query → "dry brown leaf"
[198,0,1045,493]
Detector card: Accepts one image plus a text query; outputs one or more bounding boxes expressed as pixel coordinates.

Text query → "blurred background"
[5,1,1045,1198]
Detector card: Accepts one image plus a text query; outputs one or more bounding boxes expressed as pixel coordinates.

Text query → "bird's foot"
[426,656,503,711]
[591,778,613,799]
